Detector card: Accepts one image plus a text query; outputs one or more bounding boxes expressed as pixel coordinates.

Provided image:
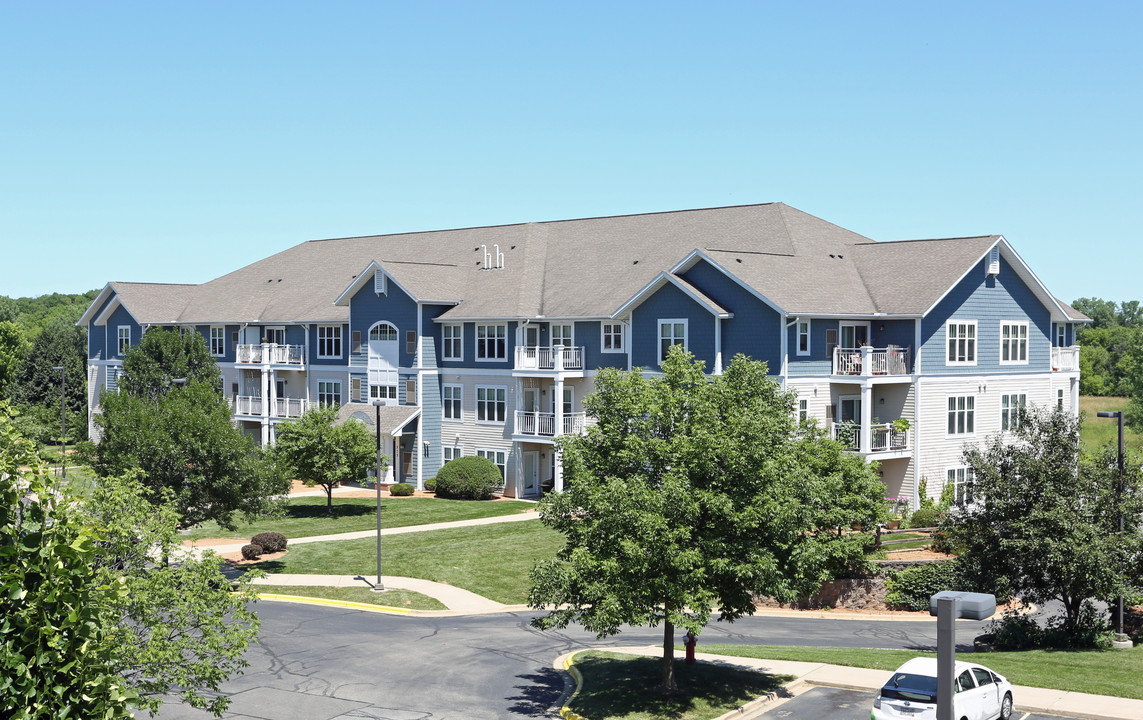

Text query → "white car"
[872,657,1014,720]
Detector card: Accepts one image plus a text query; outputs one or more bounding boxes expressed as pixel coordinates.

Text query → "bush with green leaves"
[251,532,287,553]
[990,603,1114,650]
[434,456,501,500]
[906,506,940,529]
[884,560,969,611]
[424,477,436,492]
[389,482,414,496]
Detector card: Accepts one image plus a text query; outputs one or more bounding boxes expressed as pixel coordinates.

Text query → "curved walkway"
[250,573,516,614]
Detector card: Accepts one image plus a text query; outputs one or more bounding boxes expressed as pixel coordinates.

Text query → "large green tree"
[271,406,377,514]
[118,327,222,399]
[0,320,27,398]
[945,406,1143,633]
[528,349,885,691]
[9,316,87,420]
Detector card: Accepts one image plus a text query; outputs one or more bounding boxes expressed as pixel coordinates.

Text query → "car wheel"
[999,693,1013,720]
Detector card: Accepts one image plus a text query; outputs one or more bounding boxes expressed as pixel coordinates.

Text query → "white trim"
[998,321,1029,365]
[1000,392,1027,432]
[117,325,132,356]
[796,318,811,356]
[657,318,688,364]
[668,249,785,314]
[209,326,226,357]
[442,383,463,420]
[612,270,734,320]
[838,320,870,349]
[946,393,976,437]
[442,323,463,361]
[475,384,507,424]
[475,447,508,482]
[316,379,342,408]
[317,324,343,359]
[945,320,977,366]
[600,322,625,353]
[474,323,508,362]
[550,322,574,348]
[946,465,976,506]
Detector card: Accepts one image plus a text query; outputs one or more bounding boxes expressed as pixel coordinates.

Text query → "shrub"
[884,559,968,611]
[424,477,436,492]
[251,531,287,553]
[990,603,1113,650]
[906,506,940,529]
[390,482,414,496]
[241,543,263,560]
[434,456,500,500]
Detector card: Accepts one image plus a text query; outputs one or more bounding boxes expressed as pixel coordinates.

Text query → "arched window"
[370,323,398,342]
[368,322,400,402]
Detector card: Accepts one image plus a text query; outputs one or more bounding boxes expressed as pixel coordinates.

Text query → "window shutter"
[352,331,362,354]
[406,331,417,355]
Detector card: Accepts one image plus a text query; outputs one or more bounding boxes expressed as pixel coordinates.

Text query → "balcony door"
[839,322,869,350]
[523,451,539,497]
[368,323,399,403]
[521,387,540,434]
[839,395,861,424]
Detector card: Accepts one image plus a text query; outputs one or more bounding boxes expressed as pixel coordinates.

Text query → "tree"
[1,403,262,718]
[9,316,87,423]
[0,321,27,398]
[118,327,222,399]
[945,406,1143,634]
[528,349,885,691]
[271,406,377,514]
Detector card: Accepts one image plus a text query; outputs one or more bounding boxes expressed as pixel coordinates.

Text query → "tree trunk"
[660,619,677,692]
[326,484,334,515]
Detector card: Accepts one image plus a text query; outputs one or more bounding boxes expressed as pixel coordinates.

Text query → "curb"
[254,593,412,615]
[552,651,586,720]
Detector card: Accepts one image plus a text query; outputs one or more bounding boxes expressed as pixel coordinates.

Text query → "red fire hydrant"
[684,631,697,665]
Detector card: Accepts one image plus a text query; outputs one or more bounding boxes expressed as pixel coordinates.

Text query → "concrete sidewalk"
[591,646,1143,720]
[249,573,513,614]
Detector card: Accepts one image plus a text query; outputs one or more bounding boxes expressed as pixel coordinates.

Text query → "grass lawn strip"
[257,520,564,605]
[1080,396,1143,453]
[697,644,1143,701]
[187,496,535,541]
[253,585,446,611]
[567,651,792,720]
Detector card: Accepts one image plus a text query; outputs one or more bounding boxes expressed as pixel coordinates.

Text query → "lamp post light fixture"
[1096,410,1131,647]
[51,366,66,484]
[372,399,385,593]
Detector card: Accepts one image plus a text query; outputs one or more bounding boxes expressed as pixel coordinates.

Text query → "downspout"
[913,317,922,511]
[416,304,424,490]
[781,314,795,384]
[714,316,723,375]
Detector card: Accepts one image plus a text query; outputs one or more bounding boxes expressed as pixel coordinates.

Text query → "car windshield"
[881,673,938,703]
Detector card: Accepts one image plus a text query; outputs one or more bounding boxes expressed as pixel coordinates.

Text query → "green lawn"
[186,496,536,541]
[254,585,446,611]
[567,651,792,720]
[256,520,563,605]
[697,644,1143,700]
[1080,396,1143,454]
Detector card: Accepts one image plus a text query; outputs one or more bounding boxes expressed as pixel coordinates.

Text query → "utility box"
[929,591,996,620]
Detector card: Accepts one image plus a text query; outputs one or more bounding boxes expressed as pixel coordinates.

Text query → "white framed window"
[317,380,341,408]
[947,395,975,435]
[443,324,463,361]
[601,323,625,353]
[658,319,687,363]
[117,326,131,356]
[370,323,397,341]
[551,323,573,347]
[1000,322,1028,365]
[1057,388,1064,411]
[476,324,507,361]
[1055,324,1067,347]
[209,326,225,356]
[947,466,976,506]
[443,384,462,420]
[476,448,507,480]
[475,385,506,423]
[370,384,397,400]
[264,326,285,345]
[317,325,342,358]
[798,398,808,423]
[946,321,976,365]
[1001,393,1027,432]
[797,320,810,356]
[444,445,462,463]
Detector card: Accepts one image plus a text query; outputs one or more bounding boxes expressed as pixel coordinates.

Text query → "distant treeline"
[1072,298,1143,398]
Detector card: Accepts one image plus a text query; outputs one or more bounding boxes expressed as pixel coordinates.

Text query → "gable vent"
[374,269,387,294]
[987,246,1000,276]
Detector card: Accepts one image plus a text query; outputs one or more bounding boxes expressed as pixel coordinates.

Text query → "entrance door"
[840,322,869,349]
[523,451,539,496]
[368,323,399,402]
[240,326,261,345]
[522,387,540,434]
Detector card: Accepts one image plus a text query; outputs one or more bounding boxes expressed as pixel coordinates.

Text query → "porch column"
[860,384,873,453]
[260,369,270,446]
[513,442,523,498]
[268,369,278,417]
[554,448,564,492]
[554,378,565,437]
[1071,377,1080,419]
[860,345,873,377]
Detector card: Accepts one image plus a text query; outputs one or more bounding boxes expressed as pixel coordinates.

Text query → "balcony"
[1051,346,1079,372]
[236,343,306,367]
[230,395,308,419]
[514,410,586,438]
[833,346,911,377]
[514,345,585,372]
[275,397,308,418]
[231,395,264,417]
[831,421,911,454]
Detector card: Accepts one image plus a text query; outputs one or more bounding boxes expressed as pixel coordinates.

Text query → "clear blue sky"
[2,1,1139,305]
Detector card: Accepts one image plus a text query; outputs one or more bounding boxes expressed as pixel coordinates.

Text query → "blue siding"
[462,321,515,370]
[350,282,419,368]
[307,323,350,366]
[420,376,442,483]
[87,295,118,360]
[579,321,628,370]
[874,319,915,353]
[921,256,1051,375]
[631,283,716,370]
[106,305,140,360]
[786,319,832,376]
[680,260,781,372]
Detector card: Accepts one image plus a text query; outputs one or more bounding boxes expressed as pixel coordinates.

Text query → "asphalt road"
[758,686,1082,720]
[155,603,995,720]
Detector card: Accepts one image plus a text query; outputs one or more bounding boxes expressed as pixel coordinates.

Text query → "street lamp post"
[372,399,385,592]
[51,366,66,483]
[1096,410,1129,645]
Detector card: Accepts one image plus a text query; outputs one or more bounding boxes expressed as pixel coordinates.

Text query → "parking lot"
[755,686,1083,720]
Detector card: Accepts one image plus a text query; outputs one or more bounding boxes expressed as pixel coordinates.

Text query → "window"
[210,326,225,356]
[476,448,507,480]
[1001,393,1027,431]
[551,324,573,347]
[947,395,975,435]
[318,325,342,358]
[601,323,625,353]
[956,669,976,693]
[1056,324,1067,347]
[948,466,976,506]
[406,330,417,355]
[444,446,462,463]
[1057,388,1065,411]
[371,384,396,400]
[946,321,976,365]
[405,378,417,405]
[443,384,462,420]
[370,323,397,341]
[264,327,285,345]
[317,381,341,408]
[1000,322,1028,364]
[443,324,463,361]
[117,326,131,356]
[476,324,506,361]
[476,386,506,423]
[659,319,687,363]
[798,398,808,423]
[797,320,810,356]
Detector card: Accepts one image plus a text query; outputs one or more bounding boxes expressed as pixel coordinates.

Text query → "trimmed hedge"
[884,559,968,610]
[241,543,263,560]
[424,477,436,492]
[390,482,414,496]
[906,506,940,529]
[434,456,500,500]
[251,531,288,553]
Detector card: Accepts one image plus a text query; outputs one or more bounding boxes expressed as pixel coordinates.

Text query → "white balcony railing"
[275,397,308,418]
[1051,346,1080,372]
[833,346,911,376]
[514,345,585,371]
[831,421,910,454]
[514,411,586,437]
[230,395,308,419]
[232,395,264,417]
[236,343,306,366]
